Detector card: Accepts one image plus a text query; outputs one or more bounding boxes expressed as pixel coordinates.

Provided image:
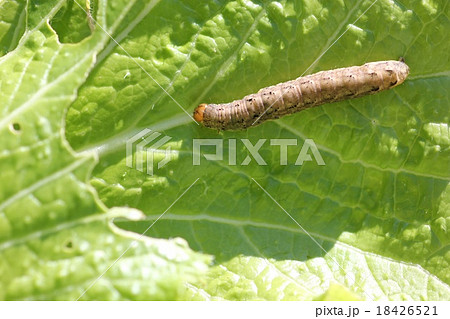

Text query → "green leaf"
[315,283,363,301]
[1,0,449,300]
[0,0,210,301]
[0,0,26,56]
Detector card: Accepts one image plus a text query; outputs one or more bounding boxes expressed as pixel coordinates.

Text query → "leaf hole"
[10,122,21,133]
[64,240,74,250]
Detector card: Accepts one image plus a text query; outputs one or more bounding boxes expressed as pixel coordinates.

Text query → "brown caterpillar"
[194,60,409,130]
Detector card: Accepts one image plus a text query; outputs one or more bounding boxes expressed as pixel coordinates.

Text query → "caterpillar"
[194,60,409,130]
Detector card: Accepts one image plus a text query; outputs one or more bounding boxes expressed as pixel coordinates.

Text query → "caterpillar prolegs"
[194,60,409,130]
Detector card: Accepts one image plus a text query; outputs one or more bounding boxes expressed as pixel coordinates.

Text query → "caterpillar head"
[194,104,206,123]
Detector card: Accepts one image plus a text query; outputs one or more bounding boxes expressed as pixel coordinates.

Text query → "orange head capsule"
[194,104,206,123]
